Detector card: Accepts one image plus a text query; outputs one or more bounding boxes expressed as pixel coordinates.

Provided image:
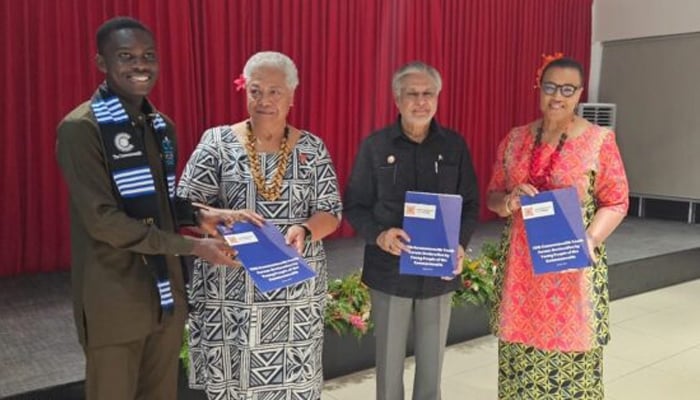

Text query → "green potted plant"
[181,242,501,382]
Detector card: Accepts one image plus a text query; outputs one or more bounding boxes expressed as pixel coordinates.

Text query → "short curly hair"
[96,17,153,55]
[243,51,299,90]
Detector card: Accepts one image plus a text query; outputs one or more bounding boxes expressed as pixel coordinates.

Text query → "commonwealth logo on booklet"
[521,201,555,219]
[221,231,258,246]
[404,202,437,219]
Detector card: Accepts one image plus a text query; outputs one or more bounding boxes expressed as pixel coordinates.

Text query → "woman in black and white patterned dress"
[177,51,342,400]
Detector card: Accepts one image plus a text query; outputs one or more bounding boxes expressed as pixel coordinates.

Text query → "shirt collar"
[389,115,445,143]
[121,97,157,127]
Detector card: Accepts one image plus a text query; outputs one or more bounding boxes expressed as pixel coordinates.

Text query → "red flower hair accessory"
[534,52,564,88]
[234,73,246,92]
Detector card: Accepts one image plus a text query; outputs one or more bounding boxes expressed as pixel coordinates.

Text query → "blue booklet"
[399,191,463,277]
[520,187,593,274]
[216,221,316,292]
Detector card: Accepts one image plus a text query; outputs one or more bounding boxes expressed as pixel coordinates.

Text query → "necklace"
[244,121,291,201]
[528,123,569,190]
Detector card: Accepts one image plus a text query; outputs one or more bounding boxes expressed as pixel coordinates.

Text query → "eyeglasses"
[540,82,581,98]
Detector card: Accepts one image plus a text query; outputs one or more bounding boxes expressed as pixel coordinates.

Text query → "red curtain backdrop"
[0,0,591,276]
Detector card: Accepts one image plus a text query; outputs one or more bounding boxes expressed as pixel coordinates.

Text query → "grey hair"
[391,61,442,98]
[243,51,299,90]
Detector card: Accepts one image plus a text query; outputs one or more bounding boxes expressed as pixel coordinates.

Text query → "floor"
[1,218,699,398]
[322,278,700,400]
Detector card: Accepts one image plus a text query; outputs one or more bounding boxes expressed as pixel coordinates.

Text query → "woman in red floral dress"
[486,57,629,399]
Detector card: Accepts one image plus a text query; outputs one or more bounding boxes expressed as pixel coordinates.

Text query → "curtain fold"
[0,0,592,276]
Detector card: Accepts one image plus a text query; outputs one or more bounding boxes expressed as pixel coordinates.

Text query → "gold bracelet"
[504,194,512,215]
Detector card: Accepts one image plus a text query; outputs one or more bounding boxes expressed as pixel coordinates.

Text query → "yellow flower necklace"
[244,120,291,201]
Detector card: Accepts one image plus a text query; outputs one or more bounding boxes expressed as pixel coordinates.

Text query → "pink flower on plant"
[348,314,367,332]
[464,279,472,289]
[234,73,246,91]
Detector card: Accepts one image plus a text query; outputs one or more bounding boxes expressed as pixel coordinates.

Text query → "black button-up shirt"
[344,117,480,298]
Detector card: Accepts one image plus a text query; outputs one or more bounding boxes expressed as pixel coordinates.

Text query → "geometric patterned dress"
[487,123,629,399]
[177,125,342,400]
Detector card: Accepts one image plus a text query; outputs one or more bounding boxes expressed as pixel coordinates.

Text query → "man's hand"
[285,225,307,255]
[442,245,465,281]
[189,237,240,267]
[376,228,411,256]
[194,203,265,236]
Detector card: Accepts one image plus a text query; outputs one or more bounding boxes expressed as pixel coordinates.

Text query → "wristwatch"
[193,209,203,226]
[299,224,312,241]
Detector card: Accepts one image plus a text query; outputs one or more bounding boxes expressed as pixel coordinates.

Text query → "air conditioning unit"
[577,103,616,129]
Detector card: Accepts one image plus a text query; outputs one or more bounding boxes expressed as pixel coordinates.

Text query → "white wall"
[594,0,700,42]
[589,0,700,101]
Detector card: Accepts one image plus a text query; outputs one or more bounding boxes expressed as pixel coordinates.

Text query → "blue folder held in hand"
[520,187,593,274]
[217,221,316,292]
[399,191,463,277]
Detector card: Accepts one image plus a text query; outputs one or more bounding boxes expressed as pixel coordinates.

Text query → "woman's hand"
[376,228,411,256]
[504,183,539,214]
[586,232,600,264]
[224,209,265,226]
[285,224,308,254]
[585,208,626,265]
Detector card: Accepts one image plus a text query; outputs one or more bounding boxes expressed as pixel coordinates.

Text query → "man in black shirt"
[344,61,479,400]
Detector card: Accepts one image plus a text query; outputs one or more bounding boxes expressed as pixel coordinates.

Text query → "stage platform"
[1,217,699,399]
